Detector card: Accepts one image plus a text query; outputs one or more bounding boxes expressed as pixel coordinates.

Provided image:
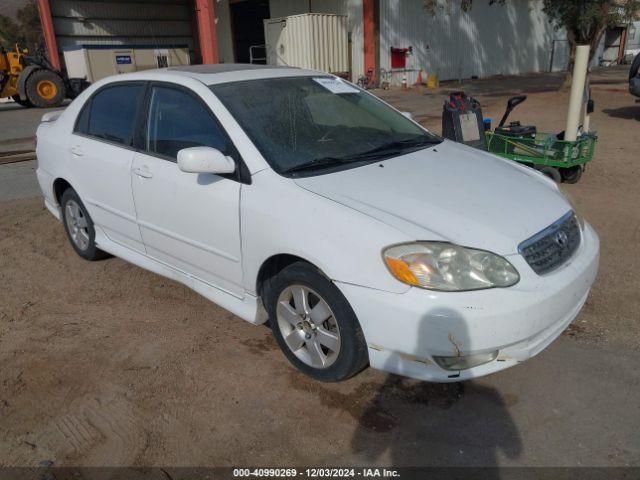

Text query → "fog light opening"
[433,350,499,371]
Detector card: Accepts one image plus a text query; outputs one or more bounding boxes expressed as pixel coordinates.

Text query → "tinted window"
[75,102,90,134]
[81,84,143,146]
[145,86,228,160]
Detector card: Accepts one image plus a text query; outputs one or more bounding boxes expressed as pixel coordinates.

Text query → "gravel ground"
[0,160,39,201]
[0,67,639,468]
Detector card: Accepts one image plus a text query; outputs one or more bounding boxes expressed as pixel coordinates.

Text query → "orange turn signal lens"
[384,256,419,286]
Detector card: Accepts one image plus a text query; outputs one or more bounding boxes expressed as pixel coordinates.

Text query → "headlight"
[383,242,519,291]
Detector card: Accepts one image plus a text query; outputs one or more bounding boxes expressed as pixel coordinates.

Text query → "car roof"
[168,64,284,74]
[102,63,325,86]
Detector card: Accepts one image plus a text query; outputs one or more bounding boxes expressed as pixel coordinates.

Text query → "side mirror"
[401,111,413,120]
[177,147,235,175]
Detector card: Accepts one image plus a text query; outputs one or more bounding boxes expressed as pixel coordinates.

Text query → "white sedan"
[36,65,599,382]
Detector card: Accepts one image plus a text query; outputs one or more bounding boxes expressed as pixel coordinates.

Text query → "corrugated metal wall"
[550,37,571,72]
[269,0,345,18]
[214,0,234,64]
[379,0,558,85]
[549,28,606,71]
[51,0,195,57]
[627,21,640,55]
[345,0,364,82]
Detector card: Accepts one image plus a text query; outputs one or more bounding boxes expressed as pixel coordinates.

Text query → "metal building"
[38,0,576,85]
[377,0,559,85]
[38,0,216,71]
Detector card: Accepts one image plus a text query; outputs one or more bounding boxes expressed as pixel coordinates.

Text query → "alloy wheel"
[276,285,341,369]
[65,199,90,251]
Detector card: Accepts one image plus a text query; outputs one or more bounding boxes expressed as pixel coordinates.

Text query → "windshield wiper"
[282,156,354,174]
[282,137,440,175]
[357,137,441,157]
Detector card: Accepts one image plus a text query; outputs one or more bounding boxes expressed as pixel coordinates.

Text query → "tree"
[0,1,42,52]
[543,0,639,86]
[0,16,21,48]
[424,0,640,86]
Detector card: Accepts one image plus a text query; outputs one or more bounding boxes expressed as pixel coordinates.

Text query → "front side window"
[211,77,441,175]
[145,86,229,160]
[76,84,143,146]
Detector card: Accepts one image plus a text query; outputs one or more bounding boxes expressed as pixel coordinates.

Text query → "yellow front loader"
[0,44,66,108]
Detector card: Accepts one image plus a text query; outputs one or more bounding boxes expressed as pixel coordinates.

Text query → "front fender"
[241,169,413,295]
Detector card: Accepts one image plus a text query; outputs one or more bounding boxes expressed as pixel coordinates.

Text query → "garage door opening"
[230,0,270,64]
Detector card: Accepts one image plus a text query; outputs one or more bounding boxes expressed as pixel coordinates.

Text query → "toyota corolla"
[35,65,599,382]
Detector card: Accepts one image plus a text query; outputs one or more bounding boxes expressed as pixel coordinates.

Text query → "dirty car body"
[35,65,599,383]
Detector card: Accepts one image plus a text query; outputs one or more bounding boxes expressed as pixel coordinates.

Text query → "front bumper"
[337,222,600,382]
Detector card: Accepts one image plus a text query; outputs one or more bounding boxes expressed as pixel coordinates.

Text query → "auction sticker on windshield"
[313,77,360,94]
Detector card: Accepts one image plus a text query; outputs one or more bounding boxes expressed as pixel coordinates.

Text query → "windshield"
[210,76,441,175]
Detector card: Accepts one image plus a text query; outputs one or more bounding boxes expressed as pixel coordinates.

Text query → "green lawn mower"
[442,91,597,184]
[484,95,597,184]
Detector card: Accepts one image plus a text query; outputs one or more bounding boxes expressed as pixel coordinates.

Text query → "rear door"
[130,83,244,296]
[70,82,146,253]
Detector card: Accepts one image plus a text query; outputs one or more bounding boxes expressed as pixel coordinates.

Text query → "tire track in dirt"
[21,393,147,466]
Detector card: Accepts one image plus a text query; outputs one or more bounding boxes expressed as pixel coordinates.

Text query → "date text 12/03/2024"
[232,468,400,478]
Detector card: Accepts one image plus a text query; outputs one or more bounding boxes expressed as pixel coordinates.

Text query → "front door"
[130,83,244,296]
[69,82,146,253]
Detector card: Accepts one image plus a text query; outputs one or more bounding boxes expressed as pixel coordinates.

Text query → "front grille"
[519,212,581,275]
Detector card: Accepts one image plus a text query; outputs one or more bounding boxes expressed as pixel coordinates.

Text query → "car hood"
[293,140,571,255]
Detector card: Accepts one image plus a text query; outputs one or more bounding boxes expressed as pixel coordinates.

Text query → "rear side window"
[145,85,229,160]
[75,101,90,134]
[75,84,143,147]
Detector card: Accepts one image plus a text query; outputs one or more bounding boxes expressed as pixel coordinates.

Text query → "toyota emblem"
[554,230,568,247]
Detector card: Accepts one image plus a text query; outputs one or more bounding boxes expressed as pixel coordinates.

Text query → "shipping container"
[264,13,349,74]
[63,45,190,83]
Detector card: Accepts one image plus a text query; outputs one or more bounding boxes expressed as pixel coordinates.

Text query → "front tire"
[264,262,369,382]
[25,69,65,108]
[60,189,108,261]
[560,165,584,184]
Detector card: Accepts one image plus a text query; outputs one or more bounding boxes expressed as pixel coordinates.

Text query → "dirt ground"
[1,67,639,468]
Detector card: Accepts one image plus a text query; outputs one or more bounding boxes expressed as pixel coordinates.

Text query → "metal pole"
[37,0,61,70]
[195,0,219,64]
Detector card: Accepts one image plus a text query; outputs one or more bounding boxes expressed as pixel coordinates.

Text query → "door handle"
[132,166,153,179]
[69,145,83,156]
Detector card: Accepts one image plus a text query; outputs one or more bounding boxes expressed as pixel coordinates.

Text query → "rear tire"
[535,165,562,183]
[264,262,369,382]
[560,165,584,184]
[60,188,109,261]
[11,95,33,108]
[25,69,65,108]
